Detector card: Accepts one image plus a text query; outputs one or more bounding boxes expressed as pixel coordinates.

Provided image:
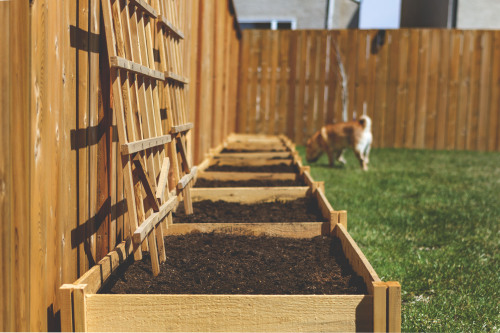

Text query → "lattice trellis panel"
[101,0,194,276]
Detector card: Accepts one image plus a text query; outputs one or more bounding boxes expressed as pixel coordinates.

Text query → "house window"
[239,18,297,30]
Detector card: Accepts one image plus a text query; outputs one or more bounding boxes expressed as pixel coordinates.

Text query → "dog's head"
[306,131,324,163]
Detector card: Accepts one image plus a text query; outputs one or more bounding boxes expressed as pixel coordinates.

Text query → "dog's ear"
[359,118,366,127]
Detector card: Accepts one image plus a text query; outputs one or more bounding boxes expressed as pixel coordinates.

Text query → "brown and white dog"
[306,116,373,171]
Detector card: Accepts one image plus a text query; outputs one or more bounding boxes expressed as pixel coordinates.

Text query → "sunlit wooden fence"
[0,0,240,331]
[237,29,500,152]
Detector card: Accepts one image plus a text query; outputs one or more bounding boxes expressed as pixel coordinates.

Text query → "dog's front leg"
[327,150,335,167]
[336,150,347,165]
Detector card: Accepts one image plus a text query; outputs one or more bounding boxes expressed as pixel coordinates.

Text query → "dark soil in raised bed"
[99,233,368,295]
[174,197,326,223]
[221,148,287,153]
[205,163,298,173]
[194,178,306,188]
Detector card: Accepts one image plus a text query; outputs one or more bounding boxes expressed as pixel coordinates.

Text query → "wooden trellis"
[101,0,194,276]
[156,0,196,213]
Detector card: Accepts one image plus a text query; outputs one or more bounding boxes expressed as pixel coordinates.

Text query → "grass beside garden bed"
[298,147,499,332]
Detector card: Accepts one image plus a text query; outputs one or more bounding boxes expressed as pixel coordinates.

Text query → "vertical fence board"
[435,30,451,150]
[373,30,390,148]
[355,31,369,120]
[248,30,260,134]
[277,31,290,135]
[386,30,400,148]
[394,30,409,148]
[212,0,226,145]
[346,30,358,120]
[295,31,307,144]
[1,1,31,331]
[286,31,298,138]
[415,30,430,149]
[30,0,49,330]
[197,0,215,158]
[237,31,250,133]
[229,23,240,136]
[325,31,339,125]
[47,1,64,329]
[456,31,472,149]
[365,30,378,139]
[305,31,319,139]
[0,3,11,330]
[466,31,482,150]
[489,31,500,151]
[447,30,463,150]
[258,30,271,134]
[268,31,279,134]
[477,32,492,151]
[425,29,441,149]
[315,31,328,132]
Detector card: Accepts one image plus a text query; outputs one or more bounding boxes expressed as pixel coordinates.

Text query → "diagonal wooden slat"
[132,154,160,212]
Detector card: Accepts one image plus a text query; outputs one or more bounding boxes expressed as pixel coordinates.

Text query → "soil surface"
[221,148,287,153]
[99,233,368,295]
[194,178,306,188]
[174,198,326,223]
[205,163,298,173]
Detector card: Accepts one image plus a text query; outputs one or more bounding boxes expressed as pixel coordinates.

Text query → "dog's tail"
[358,115,372,131]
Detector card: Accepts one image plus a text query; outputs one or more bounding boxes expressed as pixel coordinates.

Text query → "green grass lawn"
[297,146,500,332]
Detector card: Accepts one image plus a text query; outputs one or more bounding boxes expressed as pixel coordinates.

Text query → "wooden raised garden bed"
[59,221,400,332]
[59,134,400,332]
[196,135,309,187]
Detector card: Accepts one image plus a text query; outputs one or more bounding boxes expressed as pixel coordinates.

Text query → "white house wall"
[457,0,500,29]
[233,0,328,29]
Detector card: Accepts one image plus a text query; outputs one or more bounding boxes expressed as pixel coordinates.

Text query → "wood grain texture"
[197,171,297,182]
[73,240,132,295]
[372,281,387,332]
[236,30,498,152]
[191,187,309,203]
[85,294,373,332]
[333,224,380,295]
[213,152,291,160]
[209,158,293,167]
[316,189,336,222]
[447,30,462,150]
[167,222,327,239]
[387,281,402,333]
[0,4,9,329]
[435,30,450,150]
[30,0,49,330]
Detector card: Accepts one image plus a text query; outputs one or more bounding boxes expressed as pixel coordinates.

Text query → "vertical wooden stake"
[147,230,160,276]
[313,181,325,194]
[338,210,347,230]
[155,224,167,263]
[73,284,87,332]
[387,281,402,332]
[372,281,387,333]
[183,182,194,214]
[330,211,339,235]
[59,285,75,332]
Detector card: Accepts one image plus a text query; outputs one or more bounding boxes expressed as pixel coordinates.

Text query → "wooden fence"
[0,0,239,331]
[237,29,500,151]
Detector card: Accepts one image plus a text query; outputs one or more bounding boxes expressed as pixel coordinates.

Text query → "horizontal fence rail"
[237,29,500,152]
